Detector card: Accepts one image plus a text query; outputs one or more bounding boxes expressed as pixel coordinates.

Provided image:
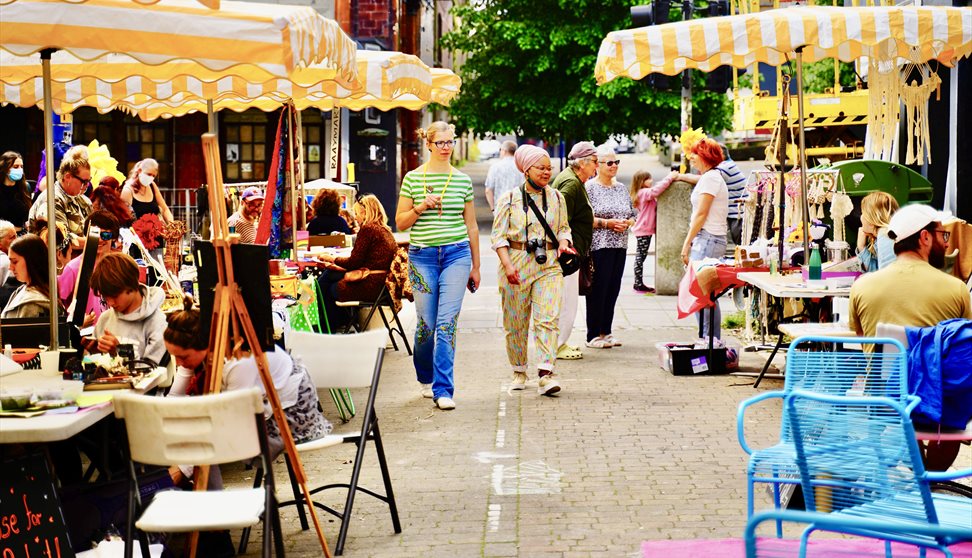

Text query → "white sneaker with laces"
[420,383,433,398]
[538,374,561,396]
[435,397,456,410]
[511,372,528,390]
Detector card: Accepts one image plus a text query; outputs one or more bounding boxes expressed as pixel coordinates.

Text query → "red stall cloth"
[677,264,768,319]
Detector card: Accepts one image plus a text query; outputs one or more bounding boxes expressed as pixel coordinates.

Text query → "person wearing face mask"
[28,145,93,249]
[0,151,31,231]
[492,145,573,395]
[551,141,598,361]
[121,158,173,255]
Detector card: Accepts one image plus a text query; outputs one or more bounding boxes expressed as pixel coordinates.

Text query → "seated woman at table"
[163,304,331,460]
[856,191,898,273]
[307,188,352,236]
[315,194,397,332]
[0,234,58,319]
[87,252,168,366]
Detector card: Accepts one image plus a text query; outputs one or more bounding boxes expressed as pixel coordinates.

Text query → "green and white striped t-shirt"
[400,167,474,247]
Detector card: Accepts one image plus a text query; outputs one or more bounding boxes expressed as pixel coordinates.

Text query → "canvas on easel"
[186,133,333,558]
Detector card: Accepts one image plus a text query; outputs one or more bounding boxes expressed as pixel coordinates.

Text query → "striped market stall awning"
[595,5,972,85]
[0,0,359,86]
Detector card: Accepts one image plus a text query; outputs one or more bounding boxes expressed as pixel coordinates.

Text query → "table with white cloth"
[0,367,166,444]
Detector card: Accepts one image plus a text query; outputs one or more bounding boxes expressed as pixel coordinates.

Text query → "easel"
[188,133,332,558]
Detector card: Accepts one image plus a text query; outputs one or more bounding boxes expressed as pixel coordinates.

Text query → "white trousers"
[558,271,579,347]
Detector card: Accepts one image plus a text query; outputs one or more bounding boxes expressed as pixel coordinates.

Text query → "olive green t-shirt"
[849,258,972,337]
[400,167,474,247]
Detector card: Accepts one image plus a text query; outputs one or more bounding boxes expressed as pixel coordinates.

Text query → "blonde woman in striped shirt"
[395,121,481,411]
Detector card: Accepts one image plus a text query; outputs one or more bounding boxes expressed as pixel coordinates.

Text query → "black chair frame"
[342,285,412,355]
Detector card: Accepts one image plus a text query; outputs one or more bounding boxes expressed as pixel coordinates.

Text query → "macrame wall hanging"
[867,41,902,161]
[867,40,940,165]
[900,66,940,165]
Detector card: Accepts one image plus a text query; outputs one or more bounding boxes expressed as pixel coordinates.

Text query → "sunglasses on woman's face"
[601,160,620,167]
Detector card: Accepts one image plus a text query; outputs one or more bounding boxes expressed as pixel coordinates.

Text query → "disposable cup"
[39,351,60,376]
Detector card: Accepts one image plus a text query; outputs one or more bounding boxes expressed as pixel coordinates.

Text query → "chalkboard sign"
[1,453,75,558]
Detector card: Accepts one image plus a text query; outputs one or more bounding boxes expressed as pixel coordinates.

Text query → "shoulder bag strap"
[525,191,559,246]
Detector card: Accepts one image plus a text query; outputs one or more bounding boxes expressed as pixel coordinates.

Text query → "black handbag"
[524,188,580,276]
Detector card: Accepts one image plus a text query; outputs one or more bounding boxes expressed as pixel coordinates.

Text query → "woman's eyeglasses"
[431,140,457,149]
[601,160,620,167]
[531,166,553,172]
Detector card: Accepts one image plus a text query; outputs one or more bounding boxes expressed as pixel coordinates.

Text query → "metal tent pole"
[795,48,811,260]
[42,49,59,347]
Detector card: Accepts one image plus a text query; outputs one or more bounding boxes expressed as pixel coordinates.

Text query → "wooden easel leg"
[233,292,333,558]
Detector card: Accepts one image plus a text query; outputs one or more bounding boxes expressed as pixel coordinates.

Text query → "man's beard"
[929,241,946,268]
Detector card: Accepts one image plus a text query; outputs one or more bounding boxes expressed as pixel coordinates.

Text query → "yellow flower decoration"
[678,128,707,173]
[86,139,126,187]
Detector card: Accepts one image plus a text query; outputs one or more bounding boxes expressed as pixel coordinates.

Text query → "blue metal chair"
[737,336,915,534]
[745,390,972,558]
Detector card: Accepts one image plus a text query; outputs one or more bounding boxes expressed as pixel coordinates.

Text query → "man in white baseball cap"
[849,203,971,337]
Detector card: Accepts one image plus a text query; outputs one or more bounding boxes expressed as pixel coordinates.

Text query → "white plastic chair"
[112,388,284,558]
[284,329,401,555]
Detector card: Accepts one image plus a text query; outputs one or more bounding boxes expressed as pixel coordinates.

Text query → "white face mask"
[138,173,155,187]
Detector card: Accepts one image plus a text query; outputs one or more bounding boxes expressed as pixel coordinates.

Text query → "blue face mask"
[7,168,23,182]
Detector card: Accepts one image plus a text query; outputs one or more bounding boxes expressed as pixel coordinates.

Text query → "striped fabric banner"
[595,5,972,85]
[0,0,358,85]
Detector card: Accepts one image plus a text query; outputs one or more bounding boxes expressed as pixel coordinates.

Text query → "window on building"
[302,110,325,181]
[125,122,171,185]
[222,111,269,181]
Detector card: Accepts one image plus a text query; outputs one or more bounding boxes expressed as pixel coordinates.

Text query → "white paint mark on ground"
[495,429,505,448]
[493,460,563,496]
[498,401,506,417]
[487,504,502,532]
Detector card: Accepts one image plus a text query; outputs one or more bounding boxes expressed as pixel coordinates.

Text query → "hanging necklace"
[422,163,454,217]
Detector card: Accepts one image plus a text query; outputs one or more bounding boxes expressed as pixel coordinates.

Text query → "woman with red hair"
[90,177,135,226]
[679,137,729,340]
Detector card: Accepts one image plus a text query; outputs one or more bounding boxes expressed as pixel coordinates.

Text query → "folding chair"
[336,284,412,355]
[245,329,400,556]
[737,336,916,536]
[113,388,284,558]
[745,391,972,557]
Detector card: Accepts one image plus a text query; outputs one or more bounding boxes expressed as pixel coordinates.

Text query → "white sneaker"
[585,337,612,349]
[435,397,456,410]
[538,374,561,396]
[605,335,622,347]
[511,372,527,390]
[420,383,433,398]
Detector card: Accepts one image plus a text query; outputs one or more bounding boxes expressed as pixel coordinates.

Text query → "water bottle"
[808,244,823,281]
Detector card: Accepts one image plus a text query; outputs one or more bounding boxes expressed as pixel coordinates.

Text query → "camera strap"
[522,184,558,247]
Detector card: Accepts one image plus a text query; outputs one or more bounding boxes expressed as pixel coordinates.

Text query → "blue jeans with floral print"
[408,241,472,399]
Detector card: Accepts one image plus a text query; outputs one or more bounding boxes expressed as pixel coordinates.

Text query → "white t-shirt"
[690,169,729,236]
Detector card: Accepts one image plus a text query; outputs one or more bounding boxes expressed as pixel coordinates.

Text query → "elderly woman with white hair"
[492,145,574,396]
[584,145,636,348]
[551,141,598,361]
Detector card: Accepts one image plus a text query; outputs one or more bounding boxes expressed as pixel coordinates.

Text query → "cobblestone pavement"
[229,154,970,557]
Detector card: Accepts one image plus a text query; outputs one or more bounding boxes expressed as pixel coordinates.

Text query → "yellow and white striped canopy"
[125,66,461,120]
[15,53,461,121]
[0,0,219,10]
[595,5,972,84]
[0,0,358,84]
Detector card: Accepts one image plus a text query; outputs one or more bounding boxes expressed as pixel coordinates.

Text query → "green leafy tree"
[439,0,732,143]
[802,59,857,94]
